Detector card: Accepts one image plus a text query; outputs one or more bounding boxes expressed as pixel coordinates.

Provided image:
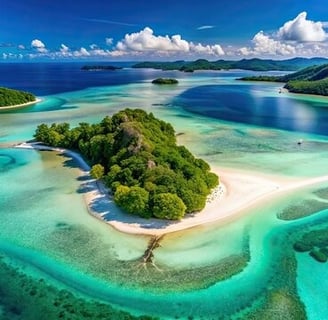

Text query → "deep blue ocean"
[2,62,328,136]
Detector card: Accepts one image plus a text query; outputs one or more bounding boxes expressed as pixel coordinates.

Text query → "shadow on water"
[174,84,328,136]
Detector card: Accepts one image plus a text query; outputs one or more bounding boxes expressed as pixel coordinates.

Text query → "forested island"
[152,78,178,84]
[132,57,328,72]
[34,109,219,220]
[81,65,122,71]
[240,63,328,96]
[0,87,36,107]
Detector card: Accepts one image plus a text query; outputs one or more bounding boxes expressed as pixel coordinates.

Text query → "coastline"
[0,98,41,111]
[14,142,328,236]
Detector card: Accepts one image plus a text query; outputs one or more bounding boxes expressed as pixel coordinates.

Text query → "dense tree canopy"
[240,63,328,96]
[0,87,36,107]
[152,78,178,84]
[34,108,219,220]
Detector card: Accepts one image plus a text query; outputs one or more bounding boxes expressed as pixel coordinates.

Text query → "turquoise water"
[1,68,328,318]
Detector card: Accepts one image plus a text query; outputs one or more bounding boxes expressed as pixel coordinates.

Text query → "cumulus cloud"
[238,31,296,56]
[278,12,327,42]
[74,47,90,57]
[18,44,25,50]
[253,31,296,55]
[31,39,48,53]
[237,12,328,58]
[115,27,224,57]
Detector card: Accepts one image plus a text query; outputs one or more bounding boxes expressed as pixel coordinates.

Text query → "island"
[151,78,178,84]
[34,108,219,220]
[0,87,37,108]
[81,65,122,71]
[132,57,328,72]
[240,63,328,96]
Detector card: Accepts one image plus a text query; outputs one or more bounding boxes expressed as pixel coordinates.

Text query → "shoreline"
[0,98,42,111]
[14,142,328,236]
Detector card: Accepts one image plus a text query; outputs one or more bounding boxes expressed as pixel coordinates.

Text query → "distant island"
[132,57,328,72]
[81,65,122,71]
[152,78,178,84]
[240,63,328,96]
[34,108,219,220]
[0,87,36,108]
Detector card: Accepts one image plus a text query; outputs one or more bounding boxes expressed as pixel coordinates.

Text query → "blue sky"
[1,0,328,61]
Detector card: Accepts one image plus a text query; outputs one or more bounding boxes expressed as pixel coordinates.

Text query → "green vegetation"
[34,108,219,220]
[151,78,178,84]
[285,78,328,96]
[241,63,328,96]
[81,65,122,71]
[0,87,36,107]
[133,57,328,72]
[293,228,328,263]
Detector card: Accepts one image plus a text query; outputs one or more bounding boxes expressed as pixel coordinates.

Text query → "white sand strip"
[0,98,41,111]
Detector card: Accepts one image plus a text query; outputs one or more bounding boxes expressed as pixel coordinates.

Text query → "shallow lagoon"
[1,65,328,318]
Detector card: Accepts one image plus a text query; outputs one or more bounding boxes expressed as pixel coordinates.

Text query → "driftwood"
[142,235,163,264]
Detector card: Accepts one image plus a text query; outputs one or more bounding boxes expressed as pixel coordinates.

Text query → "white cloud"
[197,25,215,30]
[238,31,296,56]
[252,31,296,55]
[90,44,98,50]
[31,39,48,53]
[60,44,69,52]
[278,12,327,42]
[115,27,224,57]
[116,27,189,52]
[73,47,91,57]
[237,12,328,58]
[18,44,25,50]
[106,37,113,46]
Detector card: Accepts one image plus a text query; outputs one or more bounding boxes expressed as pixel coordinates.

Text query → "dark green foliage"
[151,78,178,84]
[133,57,328,72]
[241,63,328,96]
[153,193,186,220]
[34,108,218,219]
[238,75,282,82]
[81,65,122,71]
[285,79,328,96]
[0,87,36,107]
[90,164,105,180]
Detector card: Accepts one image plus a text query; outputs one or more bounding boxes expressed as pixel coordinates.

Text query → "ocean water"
[1,63,328,319]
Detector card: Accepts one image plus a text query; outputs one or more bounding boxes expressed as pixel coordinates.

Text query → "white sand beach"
[15,142,328,236]
[0,98,41,111]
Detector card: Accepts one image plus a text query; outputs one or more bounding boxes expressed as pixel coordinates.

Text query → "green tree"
[90,164,105,180]
[114,185,150,217]
[152,193,186,220]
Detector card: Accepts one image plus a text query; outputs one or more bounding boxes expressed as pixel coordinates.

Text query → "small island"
[0,87,36,108]
[240,63,328,96]
[34,108,219,220]
[151,78,178,85]
[81,65,122,71]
